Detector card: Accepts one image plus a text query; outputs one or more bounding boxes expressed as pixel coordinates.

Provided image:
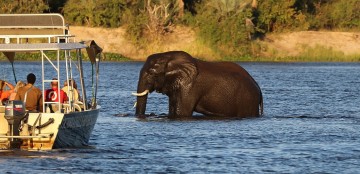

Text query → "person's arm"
[0,82,14,102]
[0,91,3,104]
[14,92,20,100]
[4,81,14,90]
[9,92,16,101]
[38,92,43,112]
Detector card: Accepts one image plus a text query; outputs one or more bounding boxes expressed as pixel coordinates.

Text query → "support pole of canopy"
[84,40,102,109]
[77,49,88,110]
[94,52,101,109]
[3,52,17,83]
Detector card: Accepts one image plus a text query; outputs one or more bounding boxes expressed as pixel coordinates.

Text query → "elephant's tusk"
[132,89,149,96]
[133,102,137,108]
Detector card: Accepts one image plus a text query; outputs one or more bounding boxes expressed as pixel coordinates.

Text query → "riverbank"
[260,31,360,62]
[69,26,218,61]
[69,26,360,62]
[1,26,360,62]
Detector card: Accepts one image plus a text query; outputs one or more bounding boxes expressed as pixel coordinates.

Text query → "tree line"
[1,0,359,57]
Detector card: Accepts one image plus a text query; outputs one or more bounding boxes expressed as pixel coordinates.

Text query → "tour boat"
[0,14,102,150]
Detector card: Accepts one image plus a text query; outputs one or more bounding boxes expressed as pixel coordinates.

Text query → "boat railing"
[0,13,101,150]
[40,44,89,113]
[0,14,102,114]
[0,13,74,44]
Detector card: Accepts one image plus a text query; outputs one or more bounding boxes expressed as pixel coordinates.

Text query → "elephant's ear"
[165,54,198,88]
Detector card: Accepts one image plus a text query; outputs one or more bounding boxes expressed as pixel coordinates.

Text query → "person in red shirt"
[45,78,68,103]
[0,80,15,104]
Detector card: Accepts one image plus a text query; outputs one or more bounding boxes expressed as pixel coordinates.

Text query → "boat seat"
[45,104,63,113]
[62,103,82,113]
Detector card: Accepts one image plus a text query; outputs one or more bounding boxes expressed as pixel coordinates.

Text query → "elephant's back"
[198,61,252,78]
[197,61,257,87]
[195,61,262,117]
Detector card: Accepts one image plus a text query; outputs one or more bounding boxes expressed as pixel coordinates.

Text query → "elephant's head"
[133,51,198,116]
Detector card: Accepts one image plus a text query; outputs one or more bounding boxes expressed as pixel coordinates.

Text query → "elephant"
[133,51,263,119]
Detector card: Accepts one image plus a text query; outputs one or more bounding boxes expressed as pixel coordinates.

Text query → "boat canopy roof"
[0,13,103,64]
[0,41,102,64]
[0,43,87,52]
[0,13,65,29]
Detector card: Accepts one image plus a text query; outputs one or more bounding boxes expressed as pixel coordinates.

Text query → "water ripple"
[1,62,360,173]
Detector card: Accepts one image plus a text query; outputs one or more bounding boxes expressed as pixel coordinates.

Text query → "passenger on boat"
[9,81,25,101]
[15,73,43,112]
[0,80,15,104]
[62,79,80,102]
[45,78,68,103]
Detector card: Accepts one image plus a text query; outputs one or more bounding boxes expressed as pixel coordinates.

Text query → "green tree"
[318,0,360,30]
[47,0,67,13]
[292,0,360,30]
[190,0,255,57]
[0,0,48,13]
[123,0,180,48]
[255,0,308,32]
[63,0,125,27]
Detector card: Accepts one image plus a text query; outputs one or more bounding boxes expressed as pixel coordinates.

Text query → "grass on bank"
[221,44,360,62]
[264,45,360,62]
[0,52,131,62]
[0,46,359,62]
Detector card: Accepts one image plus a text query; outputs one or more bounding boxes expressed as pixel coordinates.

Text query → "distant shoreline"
[69,26,360,61]
[1,27,359,62]
[1,56,359,62]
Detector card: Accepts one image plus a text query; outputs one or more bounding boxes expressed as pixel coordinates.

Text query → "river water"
[0,61,360,173]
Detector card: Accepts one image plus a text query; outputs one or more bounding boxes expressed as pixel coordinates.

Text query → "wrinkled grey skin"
[135,51,263,119]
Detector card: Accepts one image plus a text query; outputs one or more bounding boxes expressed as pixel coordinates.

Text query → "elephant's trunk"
[135,75,148,116]
[136,94,148,115]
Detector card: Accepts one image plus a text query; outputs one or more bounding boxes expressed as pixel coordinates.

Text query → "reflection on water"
[0,62,360,173]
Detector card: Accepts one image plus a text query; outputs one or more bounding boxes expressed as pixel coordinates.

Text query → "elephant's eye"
[149,69,156,75]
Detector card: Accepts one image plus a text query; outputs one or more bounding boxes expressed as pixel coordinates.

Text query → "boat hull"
[0,106,99,150]
[53,109,99,148]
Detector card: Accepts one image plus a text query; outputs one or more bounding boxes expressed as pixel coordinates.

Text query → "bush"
[0,0,48,13]
[103,53,130,61]
[255,0,309,32]
[63,0,125,27]
[186,0,255,57]
[312,0,360,30]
